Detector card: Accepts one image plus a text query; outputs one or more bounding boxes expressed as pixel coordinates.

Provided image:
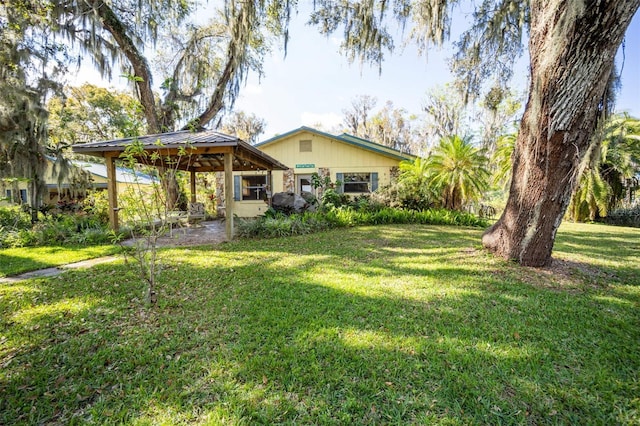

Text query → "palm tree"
[397,157,436,209]
[427,135,490,211]
[570,113,640,221]
[491,132,517,190]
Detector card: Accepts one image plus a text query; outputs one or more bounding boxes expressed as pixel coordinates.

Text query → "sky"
[76,3,640,140]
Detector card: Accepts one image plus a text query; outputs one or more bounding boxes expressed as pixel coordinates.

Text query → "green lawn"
[1,222,638,424]
[0,245,122,278]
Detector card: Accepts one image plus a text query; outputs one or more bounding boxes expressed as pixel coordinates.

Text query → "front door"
[296,174,313,195]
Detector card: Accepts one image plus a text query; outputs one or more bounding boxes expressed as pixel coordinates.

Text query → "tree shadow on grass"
[1,225,638,424]
[0,252,52,277]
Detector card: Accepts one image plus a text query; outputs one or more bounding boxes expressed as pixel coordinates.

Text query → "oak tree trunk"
[483,0,640,266]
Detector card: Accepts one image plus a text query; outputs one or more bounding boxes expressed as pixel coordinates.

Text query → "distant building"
[225,126,416,217]
[1,157,155,208]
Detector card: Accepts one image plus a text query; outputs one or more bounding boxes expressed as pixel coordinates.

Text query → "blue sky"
[233,5,640,138]
[76,4,640,139]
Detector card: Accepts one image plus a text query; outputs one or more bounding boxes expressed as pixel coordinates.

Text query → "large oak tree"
[482,1,639,266]
[300,0,639,266]
[3,0,289,208]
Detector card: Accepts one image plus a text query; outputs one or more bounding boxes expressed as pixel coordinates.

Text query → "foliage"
[1,223,639,423]
[476,87,522,154]
[0,205,31,230]
[341,94,378,138]
[570,169,612,222]
[237,206,487,238]
[570,113,640,222]
[428,135,490,210]
[0,210,115,249]
[0,1,64,222]
[491,131,517,189]
[219,110,266,144]
[420,84,469,148]
[303,0,638,266]
[117,139,195,306]
[310,172,333,192]
[320,188,351,209]
[339,95,421,153]
[603,204,640,228]
[394,157,436,210]
[81,190,111,225]
[47,84,145,146]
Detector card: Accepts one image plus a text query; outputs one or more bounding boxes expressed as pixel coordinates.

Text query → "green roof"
[256,126,417,162]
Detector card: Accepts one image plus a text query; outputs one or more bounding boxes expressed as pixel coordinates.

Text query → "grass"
[0,245,122,277]
[1,222,638,424]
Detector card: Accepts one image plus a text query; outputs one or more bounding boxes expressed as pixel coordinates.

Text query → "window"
[19,189,27,203]
[299,140,312,152]
[336,172,378,193]
[342,173,371,193]
[234,175,267,201]
[5,189,11,200]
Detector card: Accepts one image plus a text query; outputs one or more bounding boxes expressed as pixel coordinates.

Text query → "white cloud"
[300,111,342,130]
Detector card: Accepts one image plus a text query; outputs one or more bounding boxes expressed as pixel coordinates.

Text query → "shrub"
[372,183,434,211]
[603,204,640,228]
[236,206,488,239]
[82,190,110,225]
[321,188,350,209]
[0,210,115,248]
[0,205,31,229]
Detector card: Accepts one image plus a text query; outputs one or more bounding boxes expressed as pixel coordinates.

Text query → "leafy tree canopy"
[47,84,145,148]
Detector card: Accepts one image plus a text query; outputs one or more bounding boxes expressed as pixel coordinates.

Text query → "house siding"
[225,128,415,217]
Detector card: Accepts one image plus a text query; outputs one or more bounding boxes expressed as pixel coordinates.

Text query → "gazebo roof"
[72,129,289,172]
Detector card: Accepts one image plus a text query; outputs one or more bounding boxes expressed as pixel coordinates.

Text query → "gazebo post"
[72,130,288,242]
[224,152,234,240]
[105,154,119,231]
[268,170,273,207]
[190,169,197,203]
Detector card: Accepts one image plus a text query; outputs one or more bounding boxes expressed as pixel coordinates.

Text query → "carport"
[72,129,288,240]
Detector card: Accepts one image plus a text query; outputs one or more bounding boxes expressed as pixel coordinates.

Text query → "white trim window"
[234,175,268,201]
[336,172,378,193]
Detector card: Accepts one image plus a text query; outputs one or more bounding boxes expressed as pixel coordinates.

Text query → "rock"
[300,191,318,212]
[271,192,309,214]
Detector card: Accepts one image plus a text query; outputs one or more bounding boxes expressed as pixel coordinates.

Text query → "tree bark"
[482,0,640,267]
[88,0,161,134]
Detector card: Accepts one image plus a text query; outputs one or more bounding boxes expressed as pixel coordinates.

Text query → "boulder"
[271,192,309,214]
[300,191,318,212]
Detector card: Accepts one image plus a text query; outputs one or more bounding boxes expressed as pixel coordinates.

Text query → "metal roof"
[72,159,157,185]
[72,129,289,172]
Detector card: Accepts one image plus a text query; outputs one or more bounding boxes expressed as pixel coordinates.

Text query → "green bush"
[0,205,32,229]
[81,190,110,225]
[0,209,115,248]
[321,188,350,209]
[236,206,488,239]
[371,183,435,211]
[603,204,640,228]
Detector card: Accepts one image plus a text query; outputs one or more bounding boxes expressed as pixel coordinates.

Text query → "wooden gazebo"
[72,129,288,240]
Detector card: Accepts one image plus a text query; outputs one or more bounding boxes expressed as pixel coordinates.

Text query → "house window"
[5,189,11,200]
[19,189,27,203]
[299,140,312,152]
[236,175,267,200]
[343,173,371,193]
[336,172,379,193]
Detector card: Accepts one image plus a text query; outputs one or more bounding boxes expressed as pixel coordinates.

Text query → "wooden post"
[190,169,196,203]
[224,152,234,240]
[267,170,273,207]
[105,154,119,231]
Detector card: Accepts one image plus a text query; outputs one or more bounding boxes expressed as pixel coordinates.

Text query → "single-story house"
[1,157,155,208]
[224,126,417,217]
